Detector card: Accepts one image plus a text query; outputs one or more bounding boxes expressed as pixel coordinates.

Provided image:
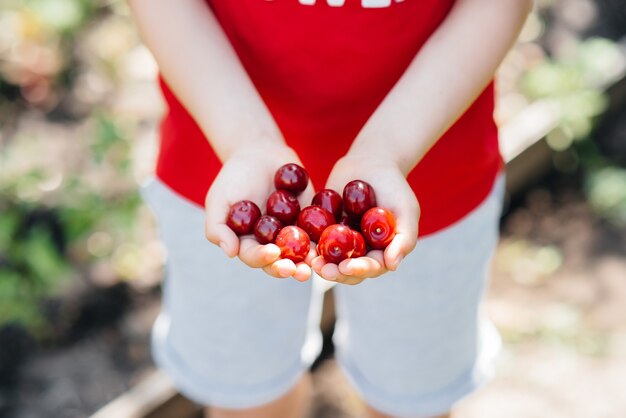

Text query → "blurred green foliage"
[0,0,145,337]
[521,37,626,225]
[0,203,69,332]
[1,0,91,106]
[22,0,96,34]
[521,38,620,147]
[0,0,131,114]
[585,166,626,224]
[1,113,141,337]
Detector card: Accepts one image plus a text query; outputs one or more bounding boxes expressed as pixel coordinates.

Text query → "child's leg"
[333,176,505,418]
[366,408,449,418]
[141,178,324,415]
[207,373,312,418]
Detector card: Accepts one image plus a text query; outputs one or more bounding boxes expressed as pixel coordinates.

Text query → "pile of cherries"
[226,163,396,264]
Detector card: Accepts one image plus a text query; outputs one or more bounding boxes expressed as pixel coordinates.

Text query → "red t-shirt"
[156,0,502,237]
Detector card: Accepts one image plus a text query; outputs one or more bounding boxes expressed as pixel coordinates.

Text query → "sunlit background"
[1,0,625,417]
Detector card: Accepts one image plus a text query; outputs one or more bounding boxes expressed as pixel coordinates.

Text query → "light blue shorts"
[141,175,504,418]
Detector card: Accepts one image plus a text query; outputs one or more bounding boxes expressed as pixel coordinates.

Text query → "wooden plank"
[89,371,201,418]
[499,100,560,164]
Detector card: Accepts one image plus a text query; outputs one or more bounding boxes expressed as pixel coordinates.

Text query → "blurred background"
[1,0,625,417]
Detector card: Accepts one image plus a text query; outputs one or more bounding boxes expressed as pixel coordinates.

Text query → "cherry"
[254,215,283,245]
[226,200,261,236]
[312,189,343,221]
[266,190,301,225]
[343,180,376,221]
[275,226,310,263]
[297,206,334,242]
[274,163,309,195]
[318,224,355,264]
[339,214,359,231]
[351,230,367,258]
[361,207,396,250]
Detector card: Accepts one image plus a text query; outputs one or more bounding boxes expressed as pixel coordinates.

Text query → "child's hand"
[204,144,315,282]
[311,155,419,285]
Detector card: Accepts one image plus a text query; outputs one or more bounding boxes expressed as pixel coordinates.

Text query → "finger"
[293,263,312,282]
[384,205,419,271]
[338,251,386,278]
[311,256,326,276]
[262,258,298,279]
[384,232,417,271]
[205,221,239,258]
[334,276,367,286]
[304,245,318,266]
[239,238,281,268]
[320,263,342,281]
[204,193,239,258]
[313,256,374,282]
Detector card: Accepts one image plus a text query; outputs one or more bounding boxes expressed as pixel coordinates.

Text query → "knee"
[207,374,313,418]
[365,404,451,418]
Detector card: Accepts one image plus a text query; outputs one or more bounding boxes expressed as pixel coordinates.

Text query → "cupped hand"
[311,155,420,285]
[204,144,315,282]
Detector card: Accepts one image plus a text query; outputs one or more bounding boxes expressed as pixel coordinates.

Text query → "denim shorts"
[141,174,504,418]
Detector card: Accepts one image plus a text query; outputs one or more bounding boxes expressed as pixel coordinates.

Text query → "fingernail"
[394,255,404,269]
[219,241,229,255]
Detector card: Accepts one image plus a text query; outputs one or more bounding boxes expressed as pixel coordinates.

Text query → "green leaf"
[21,227,69,285]
[27,0,86,33]
[0,209,20,251]
[585,167,626,224]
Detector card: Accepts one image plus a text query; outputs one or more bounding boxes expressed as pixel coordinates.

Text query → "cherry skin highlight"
[275,226,310,263]
[312,189,343,222]
[351,230,367,258]
[318,224,355,264]
[343,180,377,221]
[253,215,283,245]
[360,207,396,250]
[274,163,309,195]
[266,190,300,225]
[226,200,261,236]
[297,206,335,242]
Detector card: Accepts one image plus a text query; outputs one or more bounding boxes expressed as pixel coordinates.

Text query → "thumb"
[205,196,240,258]
[384,201,419,271]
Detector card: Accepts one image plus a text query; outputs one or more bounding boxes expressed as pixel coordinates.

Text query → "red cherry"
[318,224,355,264]
[343,180,377,221]
[274,163,309,195]
[339,214,360,231]
[226,200,261,236]
[312,189,343,221]
[275,226,310,263]
[266,190,301,225]
[360,207,396,250]
[297,206,335,242]
[254,215,283,245]
[351,230,367,258]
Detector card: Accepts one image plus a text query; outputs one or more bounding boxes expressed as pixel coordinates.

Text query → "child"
[130,0,532,417]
